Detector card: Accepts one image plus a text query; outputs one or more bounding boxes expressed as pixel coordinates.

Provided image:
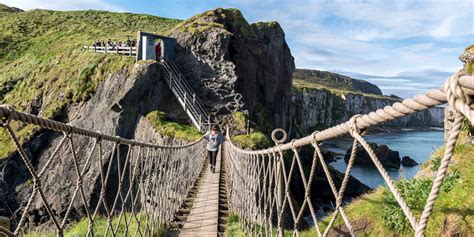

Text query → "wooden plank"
[180,149,221,237]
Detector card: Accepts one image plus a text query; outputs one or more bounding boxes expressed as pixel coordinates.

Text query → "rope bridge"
[0,70,472,236]
[224,72,474,237]
[0,106,207,236]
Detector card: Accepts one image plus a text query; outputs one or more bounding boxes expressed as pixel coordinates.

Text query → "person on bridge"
[203,124,224,173]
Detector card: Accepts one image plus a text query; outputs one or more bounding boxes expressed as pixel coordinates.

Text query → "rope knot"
[349,115,363,136]
[64,123,74,137]
[446,71,474,124]
[310,131,319,144]
[95,131,103,143]
[0,105,15,127]
[290,139,298,151]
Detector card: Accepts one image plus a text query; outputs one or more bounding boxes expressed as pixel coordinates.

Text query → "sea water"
[322,130,444,188]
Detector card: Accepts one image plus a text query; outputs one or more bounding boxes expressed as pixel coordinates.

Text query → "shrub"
[232,111,247,131]
[145,110,203,141]
[381,171,461,233]
[232,132,272,149]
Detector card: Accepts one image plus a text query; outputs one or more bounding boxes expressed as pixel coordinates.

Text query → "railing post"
[271,128,288,237]
[276,158,284,237]
[199,115,202,130]
[183,92,187,112]
[192,93,196,105]
[129,46,132,57]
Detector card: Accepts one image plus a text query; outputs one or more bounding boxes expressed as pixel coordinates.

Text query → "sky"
[2,0,473,98]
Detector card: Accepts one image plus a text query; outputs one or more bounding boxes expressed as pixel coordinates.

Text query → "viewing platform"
[83,45,137,56]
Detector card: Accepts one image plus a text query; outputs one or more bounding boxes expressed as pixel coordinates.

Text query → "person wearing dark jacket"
[203,125,224,173]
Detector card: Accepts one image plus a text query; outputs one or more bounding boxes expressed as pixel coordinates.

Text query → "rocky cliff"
[0,61,189,230]
[290,86,444,136]
[170,8,295,130]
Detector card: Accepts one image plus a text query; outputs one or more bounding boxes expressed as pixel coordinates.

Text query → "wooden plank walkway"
[179,150,221,237]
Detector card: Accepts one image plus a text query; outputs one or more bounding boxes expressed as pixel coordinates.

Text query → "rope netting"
[0,106,207,236]
[224,72,474,236]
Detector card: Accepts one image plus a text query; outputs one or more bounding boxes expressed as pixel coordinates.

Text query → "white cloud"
[0,0,125,12]
[231,0,473,97]
[1,0,472,98]
[430,16,455,38]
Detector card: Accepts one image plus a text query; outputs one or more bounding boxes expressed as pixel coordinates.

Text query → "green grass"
[293,79,396,101]
[24,213,167,236]
[226,213,318,237]
[232,111,247,131]
[226,214,245,237]
[227,133,474,236]
[318,135,474,236]
[145,110,203,142]
[0,7,181,158]
[232,132,272,149]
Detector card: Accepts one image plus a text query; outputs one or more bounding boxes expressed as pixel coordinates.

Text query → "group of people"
[92,38,136,49]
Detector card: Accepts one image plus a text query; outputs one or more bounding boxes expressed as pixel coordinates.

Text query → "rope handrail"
[0,105,207,236]
[228,73,474,155]
[0,105,202,149]
[223,71,474,237]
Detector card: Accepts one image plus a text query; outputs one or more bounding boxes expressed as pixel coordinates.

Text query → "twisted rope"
[224,72,474,236]
[0,106,207,236]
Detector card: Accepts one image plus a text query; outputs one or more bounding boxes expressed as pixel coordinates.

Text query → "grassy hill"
[0,4,181,158]
[292,69,388,96]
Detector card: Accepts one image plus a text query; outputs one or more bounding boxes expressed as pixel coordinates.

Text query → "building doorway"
[155,40,163,60]
[136,31,176,62]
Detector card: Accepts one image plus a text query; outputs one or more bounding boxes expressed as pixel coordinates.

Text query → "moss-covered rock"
[460,44,474,74]
[145,110,203,141]
[232,132,272,149]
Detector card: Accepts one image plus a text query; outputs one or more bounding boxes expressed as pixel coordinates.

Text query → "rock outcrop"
[170,8,295,130]
[0,61,188,230]
[344,142,401,169]
[401,156,418,167]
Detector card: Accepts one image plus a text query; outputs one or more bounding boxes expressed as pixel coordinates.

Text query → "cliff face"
[290,87,444,136]
[170,8,295,130]
[0,61,188,230]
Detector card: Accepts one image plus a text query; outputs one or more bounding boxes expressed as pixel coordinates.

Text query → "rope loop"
[447,71,474,123]
[64,123,74,137]
[95,131,103,143]
[349,114,363,136]
[310,130,319,143]
[271,128,287,145]
[0,105,15,127]
[290,139,297,152]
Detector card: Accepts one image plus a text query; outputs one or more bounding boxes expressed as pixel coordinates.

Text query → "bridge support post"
[276,159,285,237]
[184,92,187,112]
[271,128,288,237]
